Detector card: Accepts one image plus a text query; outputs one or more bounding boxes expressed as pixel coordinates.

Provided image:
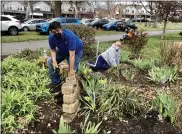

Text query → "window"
[61,19,66,23]
[66,18,77,23]
[39,20,47,23]
[132,10,134,13]
[82,8,86,12]
[1,16,11,21]
[141,10,144,13]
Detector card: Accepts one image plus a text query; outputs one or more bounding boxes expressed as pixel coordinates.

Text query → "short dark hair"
[49,21,61,31]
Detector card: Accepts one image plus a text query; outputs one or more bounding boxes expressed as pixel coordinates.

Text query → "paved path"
[2,30,180,55]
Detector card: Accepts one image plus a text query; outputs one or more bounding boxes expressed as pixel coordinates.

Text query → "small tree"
[157,1,181,40]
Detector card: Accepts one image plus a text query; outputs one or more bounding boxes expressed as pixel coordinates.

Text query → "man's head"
[115,41,121,47]
[49,21,62,39]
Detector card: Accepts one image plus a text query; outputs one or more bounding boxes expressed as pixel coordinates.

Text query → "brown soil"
[18,95,181,134]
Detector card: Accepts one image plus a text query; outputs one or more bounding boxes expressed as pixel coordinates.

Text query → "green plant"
[161,41,182,70]
[62,25,96,56]
[120,50,131,62]
[107,64,137,81]
[127,29,148,57]
[12,48,48,61]
[148,66,178,83]
[81,79,96,115]
[129,58,157,70]
[2,56,50,132]
[52,116,72,134]
[98,85,142,118]
[81,113,102,134]
[2,89,36,133]
[152,91,176,123]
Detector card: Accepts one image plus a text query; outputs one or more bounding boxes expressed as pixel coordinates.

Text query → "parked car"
[103,20,123,30]
[21,19,48,31]
[115,20,137,31]
[81,19,94,26]
[1,15,22,35]
[89,19,110,29]
[36,17,81,34]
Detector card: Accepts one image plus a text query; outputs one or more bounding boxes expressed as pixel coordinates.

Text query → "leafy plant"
[52,116,72,134]
[161,41,182,71]
[129,58,157,70]
[152,91,176,123]
[148,66,178,83]
[2,56,50,132]
[81,113,102,134]
[127,29,148,57]
[107,64,137,81]
[2,89,36,133]
[98,85,142,118]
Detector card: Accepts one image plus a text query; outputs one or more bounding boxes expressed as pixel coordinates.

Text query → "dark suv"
[116,20,137,31]
[89,19,109,29]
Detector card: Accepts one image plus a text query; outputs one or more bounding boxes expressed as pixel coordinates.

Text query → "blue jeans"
[47,50,83,84]
[89,55,110,72]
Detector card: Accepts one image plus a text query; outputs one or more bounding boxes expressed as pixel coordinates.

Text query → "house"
[60,1,95,19]
[1,1,53,20]
[2,1,26,19]
[30,1,53,19]
[95,3,151,21]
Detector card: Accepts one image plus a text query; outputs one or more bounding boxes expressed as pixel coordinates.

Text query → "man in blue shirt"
[47,21,83,93]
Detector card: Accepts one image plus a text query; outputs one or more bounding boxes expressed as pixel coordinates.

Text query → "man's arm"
[69,50,75,76]
[50,49,58,68]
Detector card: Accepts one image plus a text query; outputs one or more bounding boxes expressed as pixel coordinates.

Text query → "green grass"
[2,30,123,43]
[137,22,182,31]
[2,31,48,43]
[91,32,182,61]
[95,30,124,36]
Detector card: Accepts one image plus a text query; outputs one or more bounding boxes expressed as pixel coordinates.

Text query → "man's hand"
[52,61,58,69]
[69,69,75,80]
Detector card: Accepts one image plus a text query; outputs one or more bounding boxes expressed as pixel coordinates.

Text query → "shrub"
[148,66,178,83]
[127,29,148,57]
[152,91,176,123]
[62,25,96,56]
[62,25,96,45]
[12,48,50,61]
[161,41,182,71]
[98,85,142,118]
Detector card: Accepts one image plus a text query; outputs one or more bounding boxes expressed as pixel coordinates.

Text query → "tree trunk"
[162,19,167,40]
[25,1,31,20]
[53,1,62,17]
[153,16,157,28]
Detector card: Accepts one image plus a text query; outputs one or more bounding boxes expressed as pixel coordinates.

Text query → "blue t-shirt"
[48,29,83,55]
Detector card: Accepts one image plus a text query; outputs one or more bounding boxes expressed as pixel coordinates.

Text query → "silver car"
[22,19,47,31]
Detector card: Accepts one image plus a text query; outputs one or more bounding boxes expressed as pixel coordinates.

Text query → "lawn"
[137,22,182,31]
[2,22,181,43]
[1,33,182,133]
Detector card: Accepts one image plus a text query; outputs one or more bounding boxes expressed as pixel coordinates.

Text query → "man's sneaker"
[49,86,61,93]
[46,83,59,89]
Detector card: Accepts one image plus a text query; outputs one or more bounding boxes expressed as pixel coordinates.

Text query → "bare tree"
[140,1,159,28]
[25,0,31,20]
[52,1,62,17]
[157,1,181,39]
